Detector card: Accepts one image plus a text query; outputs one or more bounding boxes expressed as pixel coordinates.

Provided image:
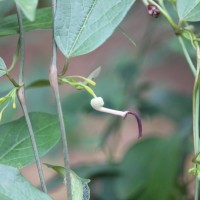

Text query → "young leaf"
[177,0,200,22]
[87,66,101,81]
[0,57,7,77]
[45,164,90,200]
[15,0,38,21]
[0,7,52,37]
[26,79,50,89]
[54,0,136,57]
[0,112,61,168]
[0,164,52,200]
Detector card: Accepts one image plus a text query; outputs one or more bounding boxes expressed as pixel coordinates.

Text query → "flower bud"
[90,97,104,109]
[147,4,160,18]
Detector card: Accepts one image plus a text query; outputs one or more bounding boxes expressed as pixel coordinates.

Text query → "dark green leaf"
[144,86,192,121]
[54,0,136,57]
[0,164,52,200]
[0,7,52,37]
[177,0,200,22]
[116,135,184,200]
[0,0,14,18]
[15,0,38,21]
[74,163,119,179]
[0,112,61,168]
[26,79,50,88]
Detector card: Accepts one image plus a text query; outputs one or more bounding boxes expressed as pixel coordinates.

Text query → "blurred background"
[0,0,199,199]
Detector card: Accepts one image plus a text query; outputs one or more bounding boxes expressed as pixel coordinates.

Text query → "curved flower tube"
[90,97,142,138]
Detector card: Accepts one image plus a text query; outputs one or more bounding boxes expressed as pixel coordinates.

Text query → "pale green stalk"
[50,0,72,199]
[147,0,178,29]
[16,4,47,193]
[178,36,196,76]
[193,44,200,200]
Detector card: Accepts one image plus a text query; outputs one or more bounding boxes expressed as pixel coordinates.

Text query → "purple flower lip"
[124,111,142,138]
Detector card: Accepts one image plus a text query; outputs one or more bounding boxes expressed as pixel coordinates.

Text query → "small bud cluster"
[147,4,160,18]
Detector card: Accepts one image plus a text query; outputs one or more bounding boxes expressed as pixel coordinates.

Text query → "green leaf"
[144,86,192,121]
[116,135,184,200]
[45,164,90,200]
[177,0,200,22]
[0,7,52,37]
[0,57,7,77]
[87,66,101,81]
[15,0,38,21]
[0,0,14,18]
[0,112,61,168]
[54,0,136,57]
[0,164,52,200]
[26,79,50,89]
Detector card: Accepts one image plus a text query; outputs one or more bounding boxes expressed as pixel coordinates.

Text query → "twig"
[16,5,47,193]
[178,36,196,76]
[17,87,47,193]
[49,0,72,199]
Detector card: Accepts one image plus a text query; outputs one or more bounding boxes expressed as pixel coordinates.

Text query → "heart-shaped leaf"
[0,164,52,200]
[15,0,38,21]
[177,0,200,22]
[54,0,136,57]
[0,112,61,168]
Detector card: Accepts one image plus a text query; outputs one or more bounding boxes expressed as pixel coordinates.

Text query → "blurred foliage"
[41,53,193,199]
[0,1,196,199]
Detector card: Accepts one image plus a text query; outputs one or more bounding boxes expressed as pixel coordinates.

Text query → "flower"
[91,97,142,138]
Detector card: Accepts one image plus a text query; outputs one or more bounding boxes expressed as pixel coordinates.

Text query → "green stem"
[17,87,47,193]
[142,0,148,6]
[178,36,196,76]
[16,5,24,84]
[117,26,136,47]
[147,0,178,30]
[60,57,71,76]
[16,4,47,193]
[5,73,19,87]
[195,177,199,200]
[193,43,200,154]
[193,43,200,200]
[7,38,20,73]
[50,0,72,199]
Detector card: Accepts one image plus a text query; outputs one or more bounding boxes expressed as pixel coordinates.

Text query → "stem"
[17,87,47,193]
[142,0,148,6]
[178,36,196,76]
[16,4,47,193]
[147,0,178,30]
[193,43,200,200]
[7,38,20,73]
[16,5,24,84]
[195,177,199,200]
[60,57,70,76]
[117,26,136,47]
[50,0,72,199]
[5,73,19,87]
[49,67,72,199]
